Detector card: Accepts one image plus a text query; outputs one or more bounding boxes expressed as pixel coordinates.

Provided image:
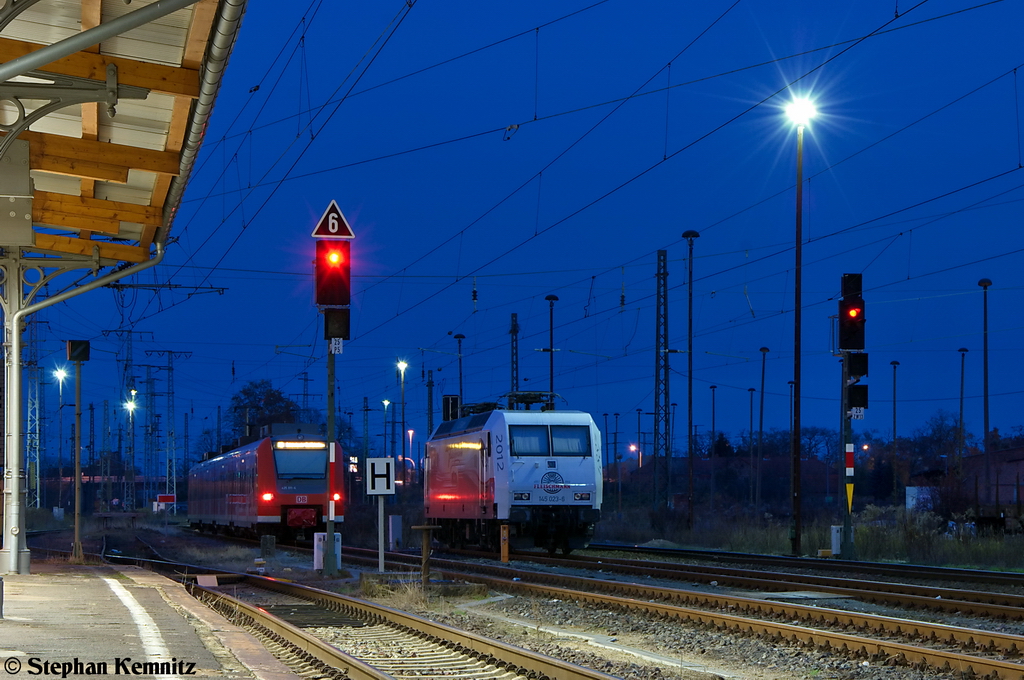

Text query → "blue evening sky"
[41,0,1024,460]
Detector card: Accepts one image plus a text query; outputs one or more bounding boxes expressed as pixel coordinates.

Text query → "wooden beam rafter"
[34,232,147,263]
[12,130,180,182]
[34,190,161,235]
[0,36,200,99]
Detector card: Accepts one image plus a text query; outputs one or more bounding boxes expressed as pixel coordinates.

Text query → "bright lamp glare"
[786,98,816,126]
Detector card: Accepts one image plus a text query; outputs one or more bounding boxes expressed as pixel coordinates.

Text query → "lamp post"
[397,360,408,486]
[683,230,699,528]
[545,294,559,409]
[978,278,992,504]
[757,347,769,511]
[709,385,717,513]
[407,429,415,484]
[453,333,466,408]
[958,348,969,475]
[125,393,137,510]
[785,96,816,556]
[54,369,67,509]
[891,360,900,503]
[382,399,391,457]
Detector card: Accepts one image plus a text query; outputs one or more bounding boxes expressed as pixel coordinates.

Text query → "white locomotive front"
[425,409,602,554]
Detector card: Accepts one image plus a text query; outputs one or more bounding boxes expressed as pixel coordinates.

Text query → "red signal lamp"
[315,240,351,306]
[838,296,866,350]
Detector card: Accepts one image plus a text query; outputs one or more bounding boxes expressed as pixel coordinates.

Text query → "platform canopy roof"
[0,0,245,267]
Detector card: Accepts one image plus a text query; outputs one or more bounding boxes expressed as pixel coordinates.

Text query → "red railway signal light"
[838,296,865,350]
[315,240,350,306]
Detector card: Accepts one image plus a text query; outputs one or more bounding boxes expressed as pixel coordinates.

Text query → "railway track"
[341,546,1024,679]
[42,531,1024,678]
[587,542,1024,589]
[436,547,1024,618]
[191,576,621,680]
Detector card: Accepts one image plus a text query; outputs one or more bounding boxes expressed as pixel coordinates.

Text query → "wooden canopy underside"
[2,0,221,265]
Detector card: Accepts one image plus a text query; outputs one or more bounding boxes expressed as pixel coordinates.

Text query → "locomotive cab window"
[509,425,550,456]
[552,426,591,457]
[274,450,328,479]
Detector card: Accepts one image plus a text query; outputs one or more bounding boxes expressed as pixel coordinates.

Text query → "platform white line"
[102,577,183,680]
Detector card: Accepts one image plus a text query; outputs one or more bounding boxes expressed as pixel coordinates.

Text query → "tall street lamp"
[683,230,699,529]
[978,278,992,503]
[757,347,769,510]
[54,369,67,509]
[453,334,466,408]
[397,360,408,485]
[545,294,559,410]
[125,392,137,510]
[382,399,391,457]
[785,96,816,556]
[958,348,969,474]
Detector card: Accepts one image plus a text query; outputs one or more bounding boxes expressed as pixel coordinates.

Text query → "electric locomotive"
[188,422,344,539]
[425,408,602,554]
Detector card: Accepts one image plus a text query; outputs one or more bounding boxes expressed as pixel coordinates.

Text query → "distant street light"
[382,399,391,457]
[54,369,68,509]
[397,361,408,486]
[978,278,992,503]
[683,229,699,529]
[453,334,466,411]
[785,96,816,556]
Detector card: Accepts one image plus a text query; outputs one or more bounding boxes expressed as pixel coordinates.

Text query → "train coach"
[188,423,344,539]
[425,408,602,555]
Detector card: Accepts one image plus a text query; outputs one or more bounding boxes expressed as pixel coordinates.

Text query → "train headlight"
[261,492,274,502]
[332,493,341,501]
[574,492,591,501]
[513,492,530,501]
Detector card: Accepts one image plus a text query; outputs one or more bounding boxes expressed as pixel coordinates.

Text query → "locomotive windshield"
[509,424,591,457]
[551,425,591,456]
[509,425,549,456]
[274,450,328,478]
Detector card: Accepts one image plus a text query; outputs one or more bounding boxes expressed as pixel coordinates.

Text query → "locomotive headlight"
[513,492,530,501]
[332,493,341,501]
[261,492,274,502]
[574,492,591,501]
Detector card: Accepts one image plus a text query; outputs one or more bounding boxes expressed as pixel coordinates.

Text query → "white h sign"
[366,458,396,495]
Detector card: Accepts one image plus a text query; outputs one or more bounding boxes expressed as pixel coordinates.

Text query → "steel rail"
[245,576,622,680]
[342,549,1024,660]
[357,547,1024,619]
[479,550,1024,609]
[453,572,1024,680]
[587,543,1024,587]
[189,584,389,680]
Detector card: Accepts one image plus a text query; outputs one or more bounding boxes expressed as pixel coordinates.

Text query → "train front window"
[509,425,549,456]
[552,426,591,456]
[274,450,328,479]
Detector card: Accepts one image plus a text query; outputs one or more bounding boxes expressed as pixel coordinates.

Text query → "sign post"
[366,457,396,573]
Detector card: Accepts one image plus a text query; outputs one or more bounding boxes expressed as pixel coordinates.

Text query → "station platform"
[0,561,300,679]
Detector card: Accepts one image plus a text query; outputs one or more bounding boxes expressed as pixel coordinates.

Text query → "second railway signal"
[838,296,865,350]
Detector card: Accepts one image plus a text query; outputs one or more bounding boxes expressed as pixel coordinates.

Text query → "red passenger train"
[188,423,344,539]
